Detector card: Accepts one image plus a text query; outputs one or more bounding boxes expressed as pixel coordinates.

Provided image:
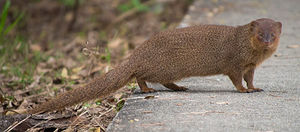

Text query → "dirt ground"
[0,0,192,131]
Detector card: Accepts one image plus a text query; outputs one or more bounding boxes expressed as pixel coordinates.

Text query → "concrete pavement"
[107,0,300,131]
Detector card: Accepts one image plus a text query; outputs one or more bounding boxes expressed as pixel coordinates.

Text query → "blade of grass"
[4,12,24,35]
[0,0,11,35]
[132,0,149,11]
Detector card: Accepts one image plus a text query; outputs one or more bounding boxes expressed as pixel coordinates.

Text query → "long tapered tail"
[27,61,135,114]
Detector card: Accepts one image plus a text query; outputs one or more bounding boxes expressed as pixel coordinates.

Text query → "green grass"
[58,0,77,7]
[58,0,85,7]
[127,83,137,91]
[101,48,111,64]
[115,99,125,112]
[118,0,149,12]
[95,100,101,105]
[0,0,48,88]
[0,0,23,37]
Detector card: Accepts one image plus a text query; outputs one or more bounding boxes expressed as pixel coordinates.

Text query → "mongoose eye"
[257,32,264,39]
[270,33,275,38]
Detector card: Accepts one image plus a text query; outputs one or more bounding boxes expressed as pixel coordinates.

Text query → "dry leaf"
[0,95,5,103]
[63,58,76,68]
[131,36,146,47]
[0,107,3,113]
[108,38,124,49]
[61,68,69,78]
[95,127,101,132]
[70,75,80,80]
[216,101,229,105]
[287,44,299,48]
[176,103,183,106]
[114,93,123,100]
[65,12,73,22]
[206,12,214,17]
[65,127,75,132]
[30,44,42,51]
[72,66,84,73]
[6,109,27,115]
[143,111,153,114]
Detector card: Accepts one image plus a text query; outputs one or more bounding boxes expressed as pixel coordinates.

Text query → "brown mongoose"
[27,18,282,114]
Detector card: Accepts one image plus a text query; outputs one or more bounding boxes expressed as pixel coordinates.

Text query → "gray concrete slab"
[107,0,300,131]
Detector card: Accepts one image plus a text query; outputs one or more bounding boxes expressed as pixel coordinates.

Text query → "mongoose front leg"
[243,68,263,92]
[137,79,156,93]
[228,72,256,93]
[163,83,188,91]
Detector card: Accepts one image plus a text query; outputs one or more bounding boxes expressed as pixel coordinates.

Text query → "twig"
[91,118,106,131]
[69,110,88,127]
[98,107,113,118]
[4,115,31,132]
[27,120,49,131]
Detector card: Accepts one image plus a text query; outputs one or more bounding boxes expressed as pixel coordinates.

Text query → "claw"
[239,88,263,93]
[251,88,264,92]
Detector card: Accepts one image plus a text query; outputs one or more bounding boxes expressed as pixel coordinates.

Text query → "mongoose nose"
[263,34,272,44]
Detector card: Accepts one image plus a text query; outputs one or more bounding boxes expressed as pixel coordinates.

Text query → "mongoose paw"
[141,88,156,93]
[248,88,264,92]
[238,88,263,93]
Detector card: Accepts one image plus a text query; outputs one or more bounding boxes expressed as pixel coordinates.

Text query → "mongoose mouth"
[263,42,277,50]
[264,41,272,47]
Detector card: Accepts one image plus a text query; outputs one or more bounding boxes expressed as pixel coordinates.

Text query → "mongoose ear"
[251,21,259,27]
[250,21,259,32]
[276,22,282,33]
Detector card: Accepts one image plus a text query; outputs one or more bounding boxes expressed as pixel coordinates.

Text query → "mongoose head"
[250,18,282,51]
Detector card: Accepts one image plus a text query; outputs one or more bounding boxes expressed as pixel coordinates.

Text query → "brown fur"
[27,18,282,114]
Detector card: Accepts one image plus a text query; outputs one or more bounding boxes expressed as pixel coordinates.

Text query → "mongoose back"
[27,18,282,114]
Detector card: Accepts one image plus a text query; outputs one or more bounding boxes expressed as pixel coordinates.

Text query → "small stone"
[189,6,196,11]
[216,102,229,105]
[274,54,282,57]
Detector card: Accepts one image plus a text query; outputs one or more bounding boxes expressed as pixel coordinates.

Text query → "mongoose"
[27,18,282,114]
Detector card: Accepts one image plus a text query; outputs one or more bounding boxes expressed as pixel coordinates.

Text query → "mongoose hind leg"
[137,79,156,93]
[163,83,188,91]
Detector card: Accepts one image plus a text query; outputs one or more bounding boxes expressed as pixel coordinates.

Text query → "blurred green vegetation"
[0,0,193,90]
[0,0,47,88]
[59,0,80,7]
[118,0,150,12]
